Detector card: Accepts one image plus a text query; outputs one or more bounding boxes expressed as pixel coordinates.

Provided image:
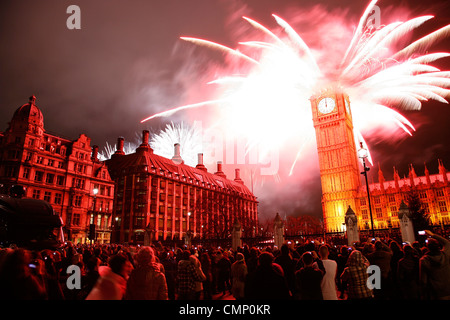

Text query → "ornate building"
[310,89,450,233]
[0,96,115,244]
[105,131,259,245]
[356,162,450,232]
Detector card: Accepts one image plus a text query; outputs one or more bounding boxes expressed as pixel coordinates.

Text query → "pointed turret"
[424,162,432,186]
[394,166,400,191]
[409,164,417,187]
[438,159,448,184]
[378,163,385,192]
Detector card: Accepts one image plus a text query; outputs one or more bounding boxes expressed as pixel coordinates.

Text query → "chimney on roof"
[137,130,153,153]
[172,143,184,165]
[196,153,207,172]
[234,168,244,184]
[114,137,125,155]
[92,145,99,162]
[215,161,226,178]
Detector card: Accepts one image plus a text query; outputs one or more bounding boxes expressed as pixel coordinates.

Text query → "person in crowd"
[274,244,297,295]
[190,251,205,300]
[340,250,373,300]
[419,230,450,300]
[125,246,168,300]
[159,249,177,300]
[397,244,420,299]
[200,252,213,300]
[336,245,350,299]
[77,256,101,300]
[176,250,206,300]
[0,248,47,299]
[294,252,323,300]
[86,253,133,300]
[216,250,232,296]
[230,253,247,300]
[318,245,338,300]
[366,240,393,299]
[244,252,290,300]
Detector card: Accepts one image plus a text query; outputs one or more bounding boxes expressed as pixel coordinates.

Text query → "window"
[97,215,102,227]
[373,197,381,205]
[57,161,64,169]
[5,166,16,177]
[32,189,41,199]
[72,213,81,226]
[44,191,51,202]
[360,198,366,206]
[390,206,398,215]
[423,203,430,214]
[375,208,383,219]
[26,152,32,161]
[48,159,54,167]
[388,195,396,203]
[36,156,44,164]
[419,192,427,199]
[34,171,44,182]
[22,168,30,179]
[439,201,447,213]
[54,193,62,205]
[56,175,65,186]
[74,195,82,207]
[436,189,445,198]
[46,173,55,184]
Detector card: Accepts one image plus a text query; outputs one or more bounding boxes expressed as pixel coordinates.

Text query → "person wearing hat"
[231,253,247,300]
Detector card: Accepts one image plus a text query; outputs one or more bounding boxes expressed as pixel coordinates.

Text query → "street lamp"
[358,142,375,238]
[90,187,99,244]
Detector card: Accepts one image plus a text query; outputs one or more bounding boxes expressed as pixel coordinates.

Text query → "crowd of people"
[0,229,449,300]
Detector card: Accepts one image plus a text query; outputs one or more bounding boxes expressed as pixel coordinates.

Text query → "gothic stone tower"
[310,89,361,232]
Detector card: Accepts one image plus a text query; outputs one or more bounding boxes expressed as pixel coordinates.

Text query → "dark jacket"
[244,264,290,300]
[294,266,323,300]
[419,234,450,299]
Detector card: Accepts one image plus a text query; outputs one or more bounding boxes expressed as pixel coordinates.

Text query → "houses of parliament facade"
[310,88,450,233]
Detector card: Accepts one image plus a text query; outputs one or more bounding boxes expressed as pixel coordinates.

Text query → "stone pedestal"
[398,200,415,244]
[273,213,285,249]
[345,206,360,246]
[232,220,242,251]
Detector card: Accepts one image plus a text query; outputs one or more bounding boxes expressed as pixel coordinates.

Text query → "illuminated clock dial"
[318,97,336,114]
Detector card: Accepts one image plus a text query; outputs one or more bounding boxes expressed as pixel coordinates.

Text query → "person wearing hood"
[340,250,373,300]
[86,253,133,300]
[231,253,247,300]
[125,246,168,300]
[419,230,450,300]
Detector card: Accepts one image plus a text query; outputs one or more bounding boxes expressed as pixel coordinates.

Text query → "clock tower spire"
[310,88,361,232]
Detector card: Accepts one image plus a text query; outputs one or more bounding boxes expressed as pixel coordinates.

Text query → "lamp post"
[90,187,99,244]
[358,142,375,238]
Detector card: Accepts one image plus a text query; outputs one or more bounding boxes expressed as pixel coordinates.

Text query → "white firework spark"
[141,0,450,176]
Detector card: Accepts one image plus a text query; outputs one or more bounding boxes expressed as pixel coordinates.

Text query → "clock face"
[318,97,336,114]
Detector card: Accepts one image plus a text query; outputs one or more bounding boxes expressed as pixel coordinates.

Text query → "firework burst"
[141,0,450,176]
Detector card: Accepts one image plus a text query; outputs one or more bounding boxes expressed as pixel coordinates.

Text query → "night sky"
[1,0,450,223]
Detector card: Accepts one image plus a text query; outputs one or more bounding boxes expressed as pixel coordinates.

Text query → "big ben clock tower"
[310,89,361,232]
